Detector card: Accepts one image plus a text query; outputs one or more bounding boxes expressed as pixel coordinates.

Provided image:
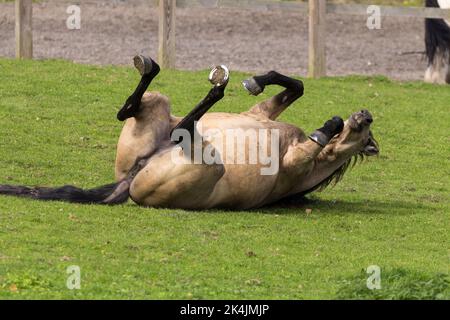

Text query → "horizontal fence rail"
[176,0,307,11]
[175,0,450,78]
[327,3,450,19]
[177,0,450,19]
[12,0,450,77]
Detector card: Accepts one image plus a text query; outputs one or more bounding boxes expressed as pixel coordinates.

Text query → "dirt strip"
[0,0,426,80]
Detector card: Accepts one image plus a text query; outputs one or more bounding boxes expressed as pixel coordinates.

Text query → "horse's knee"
[266,70,304,96]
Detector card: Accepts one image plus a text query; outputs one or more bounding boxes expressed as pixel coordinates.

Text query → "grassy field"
[0,58,448,299]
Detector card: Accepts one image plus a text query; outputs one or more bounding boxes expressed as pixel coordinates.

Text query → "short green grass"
[0,58,448,299]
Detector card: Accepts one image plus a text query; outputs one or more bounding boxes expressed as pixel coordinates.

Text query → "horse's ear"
[363,131,379,156]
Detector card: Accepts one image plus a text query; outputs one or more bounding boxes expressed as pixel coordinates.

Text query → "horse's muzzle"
[349,109,373,130]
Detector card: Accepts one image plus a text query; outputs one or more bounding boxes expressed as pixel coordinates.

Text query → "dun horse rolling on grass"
[0,56,379,209]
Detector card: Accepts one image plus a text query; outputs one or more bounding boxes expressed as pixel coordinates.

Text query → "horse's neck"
[291,152,351,195]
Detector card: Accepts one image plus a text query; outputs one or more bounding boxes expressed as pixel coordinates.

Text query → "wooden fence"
[13,0,450,78]
[15,0,33,59]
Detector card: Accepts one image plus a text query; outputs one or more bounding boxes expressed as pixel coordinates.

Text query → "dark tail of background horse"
[0,181,130,205]
[425,0,450,65]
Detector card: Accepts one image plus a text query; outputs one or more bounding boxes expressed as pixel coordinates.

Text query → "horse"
[425,0,450,84]
[0,56,379,209]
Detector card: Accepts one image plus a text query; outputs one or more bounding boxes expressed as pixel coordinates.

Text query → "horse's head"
[330,109,379,158]
[311,109,379,191]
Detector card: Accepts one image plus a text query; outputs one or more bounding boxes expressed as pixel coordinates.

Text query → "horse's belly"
[129,147,282,209]
[130,113,304,209]
[197,114,287,208]
[206,164,280,209]
[129,148,225,209]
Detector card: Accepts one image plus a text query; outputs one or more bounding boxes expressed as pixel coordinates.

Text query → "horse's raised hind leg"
[130,67,230,209]
[115,56,169,181]
[117,55,161,121]
[242,71,304,120]
[170,66,229,143]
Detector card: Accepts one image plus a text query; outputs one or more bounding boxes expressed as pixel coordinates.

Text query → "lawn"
[0,58,448,299]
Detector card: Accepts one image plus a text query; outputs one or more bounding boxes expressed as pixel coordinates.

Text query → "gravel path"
[0,0,427,80]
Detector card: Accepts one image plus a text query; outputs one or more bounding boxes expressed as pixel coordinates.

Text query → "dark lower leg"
[171,85,226,143]
[244,71,303,98]
[244,71,304,120]
[244,71,304,118]
[254,71,303,93]
[117,57,160,121]
[309,116,344,147]
[129,70,159,104]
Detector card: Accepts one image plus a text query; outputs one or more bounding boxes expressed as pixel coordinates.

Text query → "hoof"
[209,65,229,87]
[133,55,154,76]
[329,116,345,135]
[309,116,344,147]
[309,131,329,148]
[242,77,263,96]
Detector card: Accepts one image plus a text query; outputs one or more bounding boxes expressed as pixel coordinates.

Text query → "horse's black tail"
[0,180,130,205]
[425,0,450,65]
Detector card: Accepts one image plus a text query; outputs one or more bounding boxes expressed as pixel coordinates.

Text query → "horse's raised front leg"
[242,71,304,120]
[117,55,161,121]
[283,116,344,172]
[309,116,344,148]
[264,115,345,203]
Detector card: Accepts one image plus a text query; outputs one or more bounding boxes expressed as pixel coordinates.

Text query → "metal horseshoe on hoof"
[209,65,230,87]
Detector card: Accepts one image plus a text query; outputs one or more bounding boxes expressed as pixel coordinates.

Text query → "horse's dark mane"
[273,150,365,206]
[425,0,450,65]
[295,132,379,197]
[312,154,359,192]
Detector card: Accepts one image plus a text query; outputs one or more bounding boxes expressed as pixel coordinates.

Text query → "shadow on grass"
[0,194,432,217]
[174,196,431,216]
[255,196,431,216]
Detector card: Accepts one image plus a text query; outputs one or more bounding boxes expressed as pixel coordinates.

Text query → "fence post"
[15,0,33,59]
[308,0,326,78]
[158,0,176,68]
